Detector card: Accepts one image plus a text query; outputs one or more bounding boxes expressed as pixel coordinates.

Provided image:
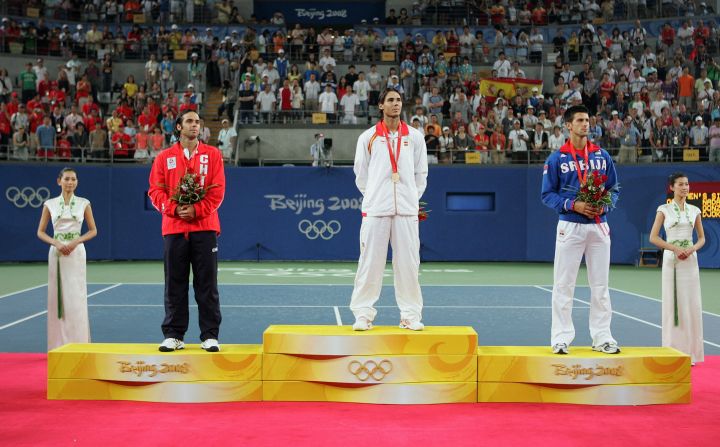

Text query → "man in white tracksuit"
[350,87,429,331]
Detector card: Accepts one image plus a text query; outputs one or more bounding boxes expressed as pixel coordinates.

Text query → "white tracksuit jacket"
[354,121,428,215]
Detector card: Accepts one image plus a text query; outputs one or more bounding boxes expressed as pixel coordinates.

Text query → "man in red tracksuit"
[148,110,226,352]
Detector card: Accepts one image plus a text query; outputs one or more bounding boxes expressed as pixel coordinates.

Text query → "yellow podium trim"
[264,381,477,404]
[263,325,478,355]
[48,379,262,403]
[478,382,691,405]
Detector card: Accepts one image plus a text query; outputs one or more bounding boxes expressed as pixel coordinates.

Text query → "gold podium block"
[264,381,477,404]
[477,382,691,405]
[263,353,477,383]
[263,325,478,356]
[477,346,690,385]
[48,343,262,402]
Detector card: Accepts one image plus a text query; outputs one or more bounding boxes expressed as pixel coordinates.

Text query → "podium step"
[263,381,478,404]
[48,379,262,403]
[477,346,690,385]
[263,353,477,383]
[263,325,478,355]
[48,343,262,402]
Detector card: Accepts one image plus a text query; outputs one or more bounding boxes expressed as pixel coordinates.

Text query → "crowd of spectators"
[1,1,719,164]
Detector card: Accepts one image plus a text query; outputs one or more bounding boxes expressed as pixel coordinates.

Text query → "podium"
[47,328,691,405]
[262,325,478,404]
[47,343,262,402]
[477,346,691,405]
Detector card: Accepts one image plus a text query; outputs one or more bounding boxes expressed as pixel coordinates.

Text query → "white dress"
[658,201,704,363]
[45,194,91,351]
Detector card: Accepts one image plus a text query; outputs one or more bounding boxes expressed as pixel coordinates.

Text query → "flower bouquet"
[419,201,431,222]
[564,170,614,225]
[170,172,215,205]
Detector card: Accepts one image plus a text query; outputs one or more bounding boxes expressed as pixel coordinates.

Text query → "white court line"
[609,286,720,318]
[0,283,122,332]
[88,304,581,309]
[333,306,343,326]
[535,286,720,349]
[0,284,47,301]
[89,282,541,287]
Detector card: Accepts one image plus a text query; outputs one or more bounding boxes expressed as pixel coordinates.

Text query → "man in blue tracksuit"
[541,105,621,355]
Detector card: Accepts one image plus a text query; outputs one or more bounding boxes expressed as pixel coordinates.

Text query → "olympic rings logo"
[347,359,393,382]
[5,186,51,209]
[298,219,341,240]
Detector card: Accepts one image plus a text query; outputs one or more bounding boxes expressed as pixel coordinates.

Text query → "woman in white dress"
[649,172,706,364]
[36,168,97,351]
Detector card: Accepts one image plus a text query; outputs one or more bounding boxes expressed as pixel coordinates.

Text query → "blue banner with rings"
[253,1,386,25]
[1,164,718,267]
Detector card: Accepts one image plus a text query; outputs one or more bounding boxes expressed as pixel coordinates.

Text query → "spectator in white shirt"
[318,84,338,123]
[493,52,512,77]
[255,84,276,124]
[340,85,360,124]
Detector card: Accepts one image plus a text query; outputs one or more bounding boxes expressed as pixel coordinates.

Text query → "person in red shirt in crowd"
[37,73,54,99]
[124,1,143,21]
[660,23,676,56]
[0,103,11,152]
[474,124,490,164]
[148,109,226,353]
[82,99,100,117]
[489,124,507,164]
[111,128,132,159]
[3,19,21,44]
[147,97,162,122]
[48,88,67,109]
[179,84,198,113]
[165,89,179,115]
[6,92,21,117]
[531,4,548,26]
[138,105,158,132]
[27,94,44,115]
[83,108,103,132]
[29,107,45,133]
[56,133,72,159]
[75,75,93,107]
[693,20,710,47]
[116,99,135,122]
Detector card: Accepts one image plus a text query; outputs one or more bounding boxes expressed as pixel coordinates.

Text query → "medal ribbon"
[381,121,402,177]
[568,142,589,185]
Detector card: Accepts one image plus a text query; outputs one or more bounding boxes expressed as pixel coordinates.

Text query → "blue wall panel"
[2,164,718,267]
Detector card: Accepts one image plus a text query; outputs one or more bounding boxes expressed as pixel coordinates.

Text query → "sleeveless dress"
[658,201,703,363]
[45,194,91,351]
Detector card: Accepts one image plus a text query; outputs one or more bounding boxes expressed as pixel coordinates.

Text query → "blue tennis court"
[2,281,719,354]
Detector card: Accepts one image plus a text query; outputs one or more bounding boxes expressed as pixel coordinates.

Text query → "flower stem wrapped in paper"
[170,172,218,205]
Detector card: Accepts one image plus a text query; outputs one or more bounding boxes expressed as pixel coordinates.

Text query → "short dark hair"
[174,109,200,138]
[378,87,403,105]
[564,105,590,123]
[668,172,687,186]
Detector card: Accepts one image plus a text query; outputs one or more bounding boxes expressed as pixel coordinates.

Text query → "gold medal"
[391,172,400,183]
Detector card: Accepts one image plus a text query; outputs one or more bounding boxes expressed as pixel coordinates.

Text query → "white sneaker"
[552,343,569,355]
[592,342,621,354]
[201,339,221,352]
[399,319,424,331]
[352,316,373,331]
[159,338,185,352]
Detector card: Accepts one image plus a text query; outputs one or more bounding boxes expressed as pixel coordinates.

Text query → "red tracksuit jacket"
[148,141,226,236]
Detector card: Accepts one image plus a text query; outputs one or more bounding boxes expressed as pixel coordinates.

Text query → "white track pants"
[350,216,423,322]
[551,221,616,347]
